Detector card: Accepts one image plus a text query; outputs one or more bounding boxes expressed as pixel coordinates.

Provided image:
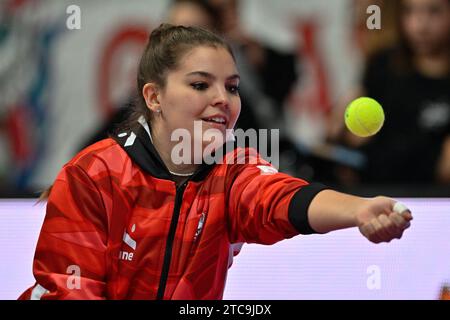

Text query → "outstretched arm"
[308,190,412,243]
[226,148,413,245]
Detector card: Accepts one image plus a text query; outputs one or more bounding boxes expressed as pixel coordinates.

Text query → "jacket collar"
[113,118,235,182]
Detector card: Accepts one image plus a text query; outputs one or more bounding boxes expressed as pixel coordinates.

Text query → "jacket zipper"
[156,182,187,300]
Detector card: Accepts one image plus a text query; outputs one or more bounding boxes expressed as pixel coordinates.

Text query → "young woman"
[20,24,412,300]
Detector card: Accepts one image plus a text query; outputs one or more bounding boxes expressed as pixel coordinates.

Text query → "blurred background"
[1,0,449,198]
[0,0,449,300]
[0,0,449,197]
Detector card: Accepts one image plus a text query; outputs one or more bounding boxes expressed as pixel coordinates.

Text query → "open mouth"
[201,117,227,127]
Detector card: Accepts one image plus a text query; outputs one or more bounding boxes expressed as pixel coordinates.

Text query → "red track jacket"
[19,122,326,299]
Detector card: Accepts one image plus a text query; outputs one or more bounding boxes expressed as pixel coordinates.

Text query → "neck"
[414,49,450,78]
[149,122,199,177]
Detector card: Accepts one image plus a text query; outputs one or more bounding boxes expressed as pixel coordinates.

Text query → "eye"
[191,82,209,91]
[227,84,240,95]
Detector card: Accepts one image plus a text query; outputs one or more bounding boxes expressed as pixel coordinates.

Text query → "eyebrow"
[186,71,240,81]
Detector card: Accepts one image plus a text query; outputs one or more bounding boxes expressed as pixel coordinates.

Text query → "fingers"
[358,199,413,244]
[361,212,411,244]
[402,211,413,222]
[390,212,411,230]
[372,215,393,241]
[360,222,383,243]
[367,215,400,242]
[378,214,402,240]
[393,202,413,222]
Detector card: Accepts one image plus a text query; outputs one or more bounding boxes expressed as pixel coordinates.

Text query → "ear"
[142,83,161,112]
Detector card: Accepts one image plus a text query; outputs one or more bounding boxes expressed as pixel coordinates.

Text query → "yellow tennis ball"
[344,97,385,137]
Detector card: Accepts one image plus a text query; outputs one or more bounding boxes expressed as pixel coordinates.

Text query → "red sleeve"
[19,164,108,300]
[226,148,328,244]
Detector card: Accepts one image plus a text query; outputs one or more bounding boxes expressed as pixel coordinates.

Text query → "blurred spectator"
[352,0,399,60]
[167,0,221,32]
[207,0,298,131]
[329,0,450,185]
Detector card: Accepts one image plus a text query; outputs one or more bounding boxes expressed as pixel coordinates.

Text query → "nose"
[211,86,229,109]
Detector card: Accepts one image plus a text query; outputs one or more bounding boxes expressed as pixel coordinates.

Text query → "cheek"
[182,92,209,117]
[166,90,205,117]
[229,98,241,127]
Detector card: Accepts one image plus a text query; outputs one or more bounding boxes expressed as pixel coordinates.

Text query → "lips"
[201,115,228,127]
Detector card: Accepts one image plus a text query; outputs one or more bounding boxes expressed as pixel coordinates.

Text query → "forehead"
[175,46,238,77]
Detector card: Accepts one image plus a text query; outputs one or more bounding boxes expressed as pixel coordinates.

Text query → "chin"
[201,133,226,150]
